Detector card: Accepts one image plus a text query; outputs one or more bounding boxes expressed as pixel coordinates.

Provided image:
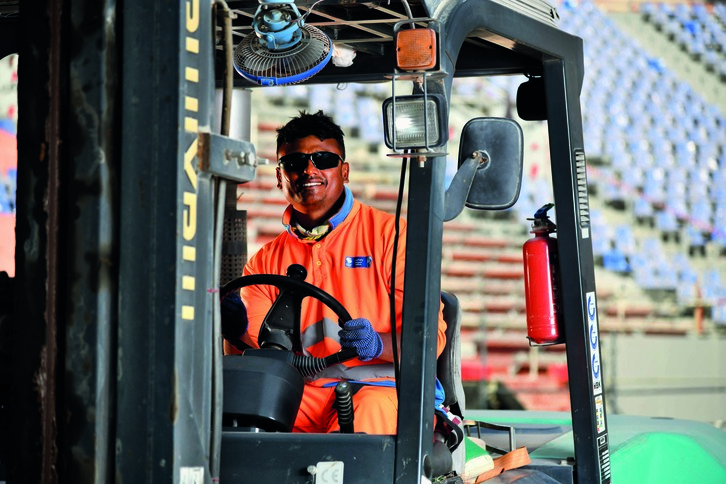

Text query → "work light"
[382,94,447,150]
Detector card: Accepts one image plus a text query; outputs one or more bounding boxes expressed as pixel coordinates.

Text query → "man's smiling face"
[276,135,349,228]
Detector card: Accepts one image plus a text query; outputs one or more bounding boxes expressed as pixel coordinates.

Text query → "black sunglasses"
[278,151,343,172]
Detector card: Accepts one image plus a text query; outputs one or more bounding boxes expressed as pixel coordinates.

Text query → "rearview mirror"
[458,117,523,210]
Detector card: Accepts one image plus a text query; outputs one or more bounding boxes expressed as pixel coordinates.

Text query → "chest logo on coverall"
[345,256,372,268]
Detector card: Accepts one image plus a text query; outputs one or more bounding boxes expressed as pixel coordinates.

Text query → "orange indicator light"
[396,28,437,70]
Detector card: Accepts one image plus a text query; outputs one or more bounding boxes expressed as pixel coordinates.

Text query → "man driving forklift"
[221,110,447,434]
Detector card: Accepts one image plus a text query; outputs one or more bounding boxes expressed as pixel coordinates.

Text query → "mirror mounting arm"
[443,153,480,222]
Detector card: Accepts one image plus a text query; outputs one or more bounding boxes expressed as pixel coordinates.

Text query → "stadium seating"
[557,0,725,320]
[641,1,726,77]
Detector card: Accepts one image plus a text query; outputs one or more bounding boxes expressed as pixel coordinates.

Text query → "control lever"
[334,381,355,434]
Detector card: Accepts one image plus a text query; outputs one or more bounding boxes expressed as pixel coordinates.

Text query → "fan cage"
[233,25,333,86]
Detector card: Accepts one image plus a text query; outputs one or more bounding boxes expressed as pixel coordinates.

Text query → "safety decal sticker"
[587,291,603,396]
[595,395,606,434]
[345,256,372,268]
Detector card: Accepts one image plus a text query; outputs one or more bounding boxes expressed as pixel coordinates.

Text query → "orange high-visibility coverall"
[226,195,446,434]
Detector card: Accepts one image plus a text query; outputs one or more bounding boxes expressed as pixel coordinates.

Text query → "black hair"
[276,110,346,160]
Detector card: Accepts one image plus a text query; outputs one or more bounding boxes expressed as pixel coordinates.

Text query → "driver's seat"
[434,291,467,476]
[438,290,465,415]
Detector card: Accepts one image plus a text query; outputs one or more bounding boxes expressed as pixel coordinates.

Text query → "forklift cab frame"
[2,0,611,482]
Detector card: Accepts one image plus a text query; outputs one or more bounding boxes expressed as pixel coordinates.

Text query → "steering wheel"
[220,264,358,375]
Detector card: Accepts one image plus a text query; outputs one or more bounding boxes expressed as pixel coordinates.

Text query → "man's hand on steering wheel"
[339,318,383,362]
[221,290,249,348]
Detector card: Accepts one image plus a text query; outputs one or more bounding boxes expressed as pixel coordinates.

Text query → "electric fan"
[234,0,333,86]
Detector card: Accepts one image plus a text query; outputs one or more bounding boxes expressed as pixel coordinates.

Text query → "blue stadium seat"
[643,169,666,206]
[702,269,724,306]
[614,224,637,256]
[676,271,697,305]
[689,198,713,227]
[633,197,654,224]
[655,209,679,241]
[602,247,630,273]
[685,226,707,257]
[712,300,726,326]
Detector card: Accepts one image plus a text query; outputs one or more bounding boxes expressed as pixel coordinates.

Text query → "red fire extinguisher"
[522,203,565,346]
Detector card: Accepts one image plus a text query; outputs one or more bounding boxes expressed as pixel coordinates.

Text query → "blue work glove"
[220,290,248,346]
[338,318,383,362]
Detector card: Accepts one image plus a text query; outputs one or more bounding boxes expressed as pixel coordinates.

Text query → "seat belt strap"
[475,447,531,483]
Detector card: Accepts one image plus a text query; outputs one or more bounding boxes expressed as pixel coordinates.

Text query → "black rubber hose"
[288,348,358,378]
[289,354,327,378]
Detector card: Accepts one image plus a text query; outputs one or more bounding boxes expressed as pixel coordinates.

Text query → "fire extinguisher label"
[586,292,603,396]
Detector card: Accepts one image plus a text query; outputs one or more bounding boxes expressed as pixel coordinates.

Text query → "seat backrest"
[437,291,465,415]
